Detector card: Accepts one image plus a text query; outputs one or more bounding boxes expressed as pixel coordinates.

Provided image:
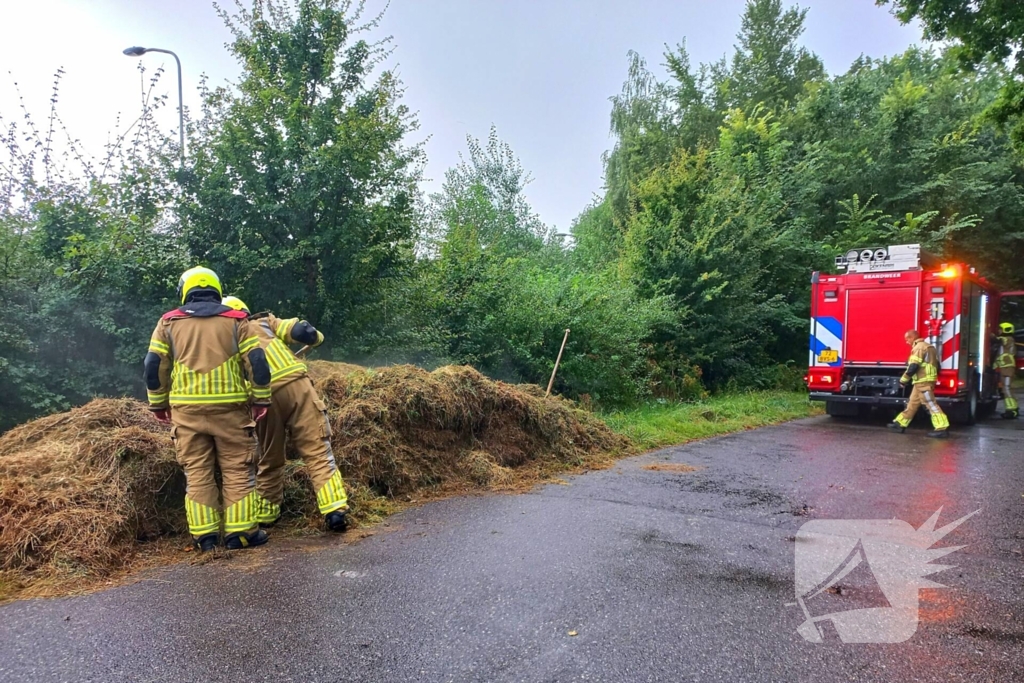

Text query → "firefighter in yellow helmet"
[888,329,950,438]
[222,296,350,532]
[994,322,1018,419]
[143,268,273,551]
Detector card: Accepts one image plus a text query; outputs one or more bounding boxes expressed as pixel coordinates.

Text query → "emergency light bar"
[834,244,926,274]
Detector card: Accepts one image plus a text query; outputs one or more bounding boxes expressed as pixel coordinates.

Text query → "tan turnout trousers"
[170,404,260,537]
[895,381,950,431]
[255,377,348,524]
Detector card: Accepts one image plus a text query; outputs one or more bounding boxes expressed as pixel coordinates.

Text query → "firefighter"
[995,322,1018,419]
[222,296,350,533]
[144,268,273,552]
[888,329,950,438]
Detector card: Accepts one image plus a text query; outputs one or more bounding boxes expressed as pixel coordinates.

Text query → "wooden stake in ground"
[546,329,571,398]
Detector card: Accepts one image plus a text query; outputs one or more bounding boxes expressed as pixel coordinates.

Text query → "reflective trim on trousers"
[224,490,259,533]
[1001,377,1018,412]
[256,494,281,525]
[316,470,349,515]
[920,388,949,430]
[185,496,221,537]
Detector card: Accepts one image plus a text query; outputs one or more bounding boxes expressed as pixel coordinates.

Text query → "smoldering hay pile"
[0,362,631,588]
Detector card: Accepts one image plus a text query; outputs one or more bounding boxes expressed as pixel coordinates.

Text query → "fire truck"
[804,244,1019,424]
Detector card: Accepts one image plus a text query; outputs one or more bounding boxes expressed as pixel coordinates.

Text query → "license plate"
[817,350,838,363]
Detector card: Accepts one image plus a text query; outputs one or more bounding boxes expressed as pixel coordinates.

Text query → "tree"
[728,0,824,112]
[178,0,423,356]
[425,131,672,403]
[790,47,1024,286]
[0,67,183,431]
[569,198,622,269]
[426,127,549,255]
[602,1,823,234]
[664,43,728,152]
[622,109,821,388]
[880,0,1024,151]
[604,52,680,228]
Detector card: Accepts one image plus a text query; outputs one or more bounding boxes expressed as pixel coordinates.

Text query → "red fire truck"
[805,244,1017,424]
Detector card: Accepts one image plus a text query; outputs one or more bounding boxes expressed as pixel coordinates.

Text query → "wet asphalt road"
[1,415,1023,683]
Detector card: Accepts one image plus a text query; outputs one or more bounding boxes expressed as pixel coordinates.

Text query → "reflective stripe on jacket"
[147,308,271,407]
[259,316,308,387]
[995,334,1016,370]
[906,339,939,384]
[248,314,324,390]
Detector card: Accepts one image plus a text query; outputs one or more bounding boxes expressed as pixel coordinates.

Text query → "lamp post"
[123,46,185,167]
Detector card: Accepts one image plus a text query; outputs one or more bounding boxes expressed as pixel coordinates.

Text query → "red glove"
[251,405,269,422]
[152,408,171,424]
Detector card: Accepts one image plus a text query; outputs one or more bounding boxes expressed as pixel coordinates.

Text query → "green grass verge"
[601,391,822,451]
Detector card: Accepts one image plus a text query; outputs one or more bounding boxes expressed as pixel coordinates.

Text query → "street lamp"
[123,46,185,167]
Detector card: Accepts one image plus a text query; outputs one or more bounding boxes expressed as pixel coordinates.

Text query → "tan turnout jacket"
[904,338,939,385]
[250,313,314,391]
[147,309,271,408]
[996,334,1017,377]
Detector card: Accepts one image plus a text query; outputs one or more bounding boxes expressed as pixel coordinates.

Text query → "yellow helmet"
[1001,322,1015,335]
[177,266,222,304]
[222,295,250,313]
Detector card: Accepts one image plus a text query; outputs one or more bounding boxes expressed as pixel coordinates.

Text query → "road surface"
[1,415,1022,682]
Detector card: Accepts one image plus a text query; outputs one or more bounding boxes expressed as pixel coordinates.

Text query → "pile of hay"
[0,363,631,592]
[308,362,628,496]
[0,399,183,582]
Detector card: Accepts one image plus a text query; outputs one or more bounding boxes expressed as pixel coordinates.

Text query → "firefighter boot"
[194,533,219,552]
[927,429,949,439]
[325,510,349,533]
[886,421,906,433]
[224,529,269,550]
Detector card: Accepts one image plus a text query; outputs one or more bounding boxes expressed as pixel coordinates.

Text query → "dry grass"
[642,463,699,473]
[308,361,628,496]
[0,362,631,600]
[0,400,184,574]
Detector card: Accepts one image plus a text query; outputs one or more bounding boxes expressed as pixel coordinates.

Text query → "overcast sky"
[0,0,921,230]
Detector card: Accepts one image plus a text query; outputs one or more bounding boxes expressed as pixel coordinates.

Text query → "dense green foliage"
[3,0,1024,431]
[423,130,673,401]
[880,0,1024,151]
[0,83,184,429]
[179,0,423,354]
[580,0,1024,390]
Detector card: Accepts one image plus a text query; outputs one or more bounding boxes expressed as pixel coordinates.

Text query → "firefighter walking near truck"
[144,268,273,551]
[888,329,950,438]
[995,322,1019,419]
[221,296,350,532]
